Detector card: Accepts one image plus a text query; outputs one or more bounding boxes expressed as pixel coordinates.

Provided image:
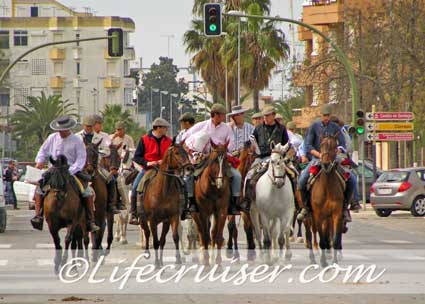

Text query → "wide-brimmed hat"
[262,105,276,116]
[50,115,77,131]
[228,105,247,117]
[152,118,171,128]
[252,112,263,119]
[210,103,226,114]
[275,113,283,120]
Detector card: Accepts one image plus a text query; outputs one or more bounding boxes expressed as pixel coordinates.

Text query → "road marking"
[35,243,55,249]
[0,260,8,266]
[399,256,425,261]
[0,244,12,249]
[13,214,33,218]
[37,259,54,266]
[381,240,413,244]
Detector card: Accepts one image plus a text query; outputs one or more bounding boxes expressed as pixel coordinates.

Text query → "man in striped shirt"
[227,105,255,156]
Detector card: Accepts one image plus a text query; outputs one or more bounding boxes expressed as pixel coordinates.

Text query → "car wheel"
[375,209,392,217]
[411,195,425,217]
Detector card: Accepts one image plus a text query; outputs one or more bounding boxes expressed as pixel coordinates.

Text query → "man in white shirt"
[286,121,304,151]
[176,112,195,144]
[30,115,99,232]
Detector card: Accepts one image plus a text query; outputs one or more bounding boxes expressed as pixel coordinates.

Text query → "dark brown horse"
[43,155,87,274]
[309,134,345,267]
[139,141,191,268]
[192,141,231,266]
[226,141,256,260]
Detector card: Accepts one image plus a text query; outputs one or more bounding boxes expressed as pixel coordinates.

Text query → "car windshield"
[377,171,410,183]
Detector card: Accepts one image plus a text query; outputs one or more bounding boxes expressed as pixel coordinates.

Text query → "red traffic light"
[209,8,217,16]
[356,109,365,117]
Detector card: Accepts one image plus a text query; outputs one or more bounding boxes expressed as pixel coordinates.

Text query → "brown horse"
[139,141,191,268]
[192,141,231,266]
[226,141,256,260]
[309,134,345,267]
[43,155,87,274]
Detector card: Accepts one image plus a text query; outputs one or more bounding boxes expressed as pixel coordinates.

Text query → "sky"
[60,0,303,68]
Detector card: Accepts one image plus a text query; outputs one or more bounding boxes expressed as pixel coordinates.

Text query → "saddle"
[39,169,85,196]
[306,161,348,191]
[136,169,158,193]
[193,157,232,179]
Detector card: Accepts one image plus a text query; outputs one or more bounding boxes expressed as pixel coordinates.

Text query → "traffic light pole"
[222,12,360,148]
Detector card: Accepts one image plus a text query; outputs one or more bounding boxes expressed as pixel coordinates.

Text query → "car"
[370,167,425,217]
[353,160,382,202]
[13,181,36,209]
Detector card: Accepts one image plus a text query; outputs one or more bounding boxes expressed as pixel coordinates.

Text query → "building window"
[0,31,9,49]
[76,62,81,75]
[31,59,47,75]
[15,60,30,76]
[31,6,39,17]
[123,60,129,76]
[0,89,10,107]
[13,88,30,105]
[107,62,116,76]
[14,30,28,46]
[124,88,133,106]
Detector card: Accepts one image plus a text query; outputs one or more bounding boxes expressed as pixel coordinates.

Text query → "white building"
[0,0,136,120]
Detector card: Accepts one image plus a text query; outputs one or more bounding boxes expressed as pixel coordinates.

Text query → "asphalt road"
[1,204,424,303]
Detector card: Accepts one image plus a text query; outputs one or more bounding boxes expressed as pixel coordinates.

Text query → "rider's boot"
[83,196,100,232]
[297,190,310,221]
[106,180,120,215]
[350,200,362,212]
[228,196,241,216]
[30,192,44,230]
[129,193,139,225]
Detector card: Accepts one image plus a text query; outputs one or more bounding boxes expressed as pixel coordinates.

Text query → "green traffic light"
[209,24,217,32]
[356,127,365,135]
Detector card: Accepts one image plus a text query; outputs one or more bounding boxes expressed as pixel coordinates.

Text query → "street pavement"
[0,203,424,303]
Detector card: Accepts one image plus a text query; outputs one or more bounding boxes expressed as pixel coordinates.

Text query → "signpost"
[366,112,414,121]
[365,111,414,143]
[366,122,414,132]
[366,132,415,141]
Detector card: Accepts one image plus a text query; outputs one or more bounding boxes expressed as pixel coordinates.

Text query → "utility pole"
[161,34,175,58]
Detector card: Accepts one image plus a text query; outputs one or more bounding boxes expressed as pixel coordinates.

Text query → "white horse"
[114,144,134,245]
[251,142,295,263]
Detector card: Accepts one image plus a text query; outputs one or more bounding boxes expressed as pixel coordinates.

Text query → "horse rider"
[76,116,119,215]
[182,103,246,215]
[110,120,135,210]
[286,121,303,151]
[176,112,195,144]
[297,104,356,226]
[275,113,284,125]
[129,118,172,225]
[251,112,264,127]
[243,105,290,208]
[30,115,100,232]
[227,105,255,156]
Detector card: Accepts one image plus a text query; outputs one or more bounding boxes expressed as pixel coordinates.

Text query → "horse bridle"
[268,151,287,186]
[156,145,191,179]
[208,148,226,187]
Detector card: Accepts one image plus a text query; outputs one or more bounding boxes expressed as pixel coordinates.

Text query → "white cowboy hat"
[228,105,247,117]
[50,115,77,131]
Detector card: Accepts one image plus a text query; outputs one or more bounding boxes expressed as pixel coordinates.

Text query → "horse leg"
[149,221,160,269]
[332,215,344,265]
[114,214,120,242]
[140,220,150,258]
[282,217,293,262]
[226,215,235,258]
[170,216,182,265]
[121,211,128,245]
[48,225,62,275]
[304,219,316,264]
[63,227,73,266]
[318,219,330,268]
[289,210,297,241]
[192,212,208,266]
[214,210,227,266]
[296,218,304,243]
[260,213,272,264]
[106,213,114,254]
[158,221,170,267]
[242,212,256,261]
[251,203,263,254]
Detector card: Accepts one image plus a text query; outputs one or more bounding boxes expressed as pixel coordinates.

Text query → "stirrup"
[30,216,44,231]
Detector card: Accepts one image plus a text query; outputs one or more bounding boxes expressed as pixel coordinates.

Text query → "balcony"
[124,47,135,60]
[49,48,66,60]
[50,76,65,89]
[302,0,344,25]
[104,77,121,89]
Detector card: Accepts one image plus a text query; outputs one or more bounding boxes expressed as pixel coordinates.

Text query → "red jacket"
[133,131,172,169]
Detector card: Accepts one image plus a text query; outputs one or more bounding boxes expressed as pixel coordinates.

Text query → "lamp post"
[96,76,106,113]
[150,87,159,129]
[170,93,178,136]
[227,10,243,106]
[160,91,168,118]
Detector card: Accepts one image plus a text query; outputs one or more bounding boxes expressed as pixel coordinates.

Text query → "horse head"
[47,154,70,198]
[208,140,229,189]
[105,143,122,175]
[238,141,256,178]
[162,138,192,175]
[320,133,339,171]
[269,148,287,188]
[85,140,102,175]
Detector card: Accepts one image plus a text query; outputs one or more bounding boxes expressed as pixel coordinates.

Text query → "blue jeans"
[352,173,359,202]
[184,167,242,197]
[131,169,145,200]
[298,161,313,192]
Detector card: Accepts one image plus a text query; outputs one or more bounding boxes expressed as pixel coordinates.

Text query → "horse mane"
[47,155,71,192]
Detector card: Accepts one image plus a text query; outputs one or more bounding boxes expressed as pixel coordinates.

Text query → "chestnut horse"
[226,141,256,260]
[308,134,345,267]
[192,141,231,266]
[43,155,87,274]
[139,141,191,268]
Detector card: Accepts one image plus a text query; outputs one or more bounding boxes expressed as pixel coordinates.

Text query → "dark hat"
[179,112,195,122]
[210,103,226,114]
[152,118,171,128]
[92,114,103,123]
[321,104,332,115]
[50,115,77,131]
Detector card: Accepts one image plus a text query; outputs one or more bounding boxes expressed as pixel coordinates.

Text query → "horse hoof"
[247,250,256,262]
[144,250,151,259]
[120,239,128,245]
[321,260,328,268]
[225,249,234,259]
[289,236,295,243]
[284,252,292,261]
[296,237,304,244]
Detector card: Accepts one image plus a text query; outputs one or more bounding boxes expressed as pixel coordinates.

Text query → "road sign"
[366,122,414,132]
[366,132,414,142]
[366,112,414,121]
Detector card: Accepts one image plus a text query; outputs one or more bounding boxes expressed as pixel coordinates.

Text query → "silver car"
[370,168,425,217]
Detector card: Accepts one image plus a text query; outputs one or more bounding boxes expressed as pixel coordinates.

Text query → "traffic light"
[107,28,123,57]
[355,109,366,135]
[204,3,222,37]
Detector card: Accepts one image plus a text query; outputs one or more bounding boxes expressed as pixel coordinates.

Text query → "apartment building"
[0,0,136,120]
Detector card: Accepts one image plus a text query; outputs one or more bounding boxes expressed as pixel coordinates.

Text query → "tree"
[101,104,146,142]
[11,92,76,145]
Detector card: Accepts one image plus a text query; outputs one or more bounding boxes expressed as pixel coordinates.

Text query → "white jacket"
[76,130,110,156]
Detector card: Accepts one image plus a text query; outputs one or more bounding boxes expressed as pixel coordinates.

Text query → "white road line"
[398,256,425,261]
[0,244,12,249]
[37,259,54,266]
[0,260,8,266]
[35,243,55,249]
[381,240,413,244]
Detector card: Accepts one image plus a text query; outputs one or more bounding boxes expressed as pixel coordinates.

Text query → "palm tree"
[11,92,76,145]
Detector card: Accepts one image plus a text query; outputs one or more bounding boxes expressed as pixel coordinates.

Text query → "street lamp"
[170,93,178,136]
[150,87,159,129]
[227,10,244,106]
[160,91,168,118]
